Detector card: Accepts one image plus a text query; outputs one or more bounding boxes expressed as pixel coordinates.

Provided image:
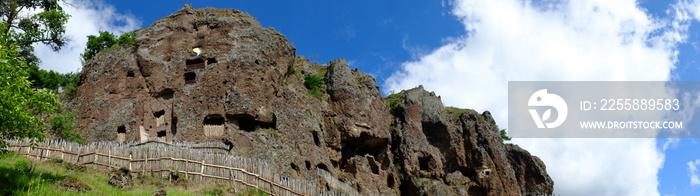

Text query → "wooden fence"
[4,140,359,196]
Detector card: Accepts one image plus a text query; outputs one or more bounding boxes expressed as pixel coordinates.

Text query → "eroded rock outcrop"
[76,5,552,195]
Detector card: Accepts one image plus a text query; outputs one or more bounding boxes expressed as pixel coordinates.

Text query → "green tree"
[27,64,62,90]
[60,71,80,99]
[0,30,60,148]
[50,110,83,144]
[500,129,512,141]
[0,0,75,93]
[81,31,135,62]
[0,0,70,65]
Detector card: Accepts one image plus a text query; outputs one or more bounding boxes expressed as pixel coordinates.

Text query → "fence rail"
[3,140,358,196]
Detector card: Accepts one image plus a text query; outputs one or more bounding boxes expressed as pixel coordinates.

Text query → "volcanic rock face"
[76,5,553,195]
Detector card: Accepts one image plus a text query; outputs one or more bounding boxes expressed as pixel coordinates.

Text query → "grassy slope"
[0,151,267,196]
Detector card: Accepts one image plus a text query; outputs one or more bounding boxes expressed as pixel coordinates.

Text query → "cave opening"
[418,156,432,172]
[399,178,419,196]
[186,58,205,69]
[203,114,225,137]
[157,130,166,138]
[171,116,178,136]
[207,58,217,64]
[203,114,225,125]
[153,88,175,100]
[421,121,449,148]
[340,132,388,169]
[153,110,165,118]
[184,72,196,84]
[226,113,276,132]
[126,71,134,77]
[312,131,320,146]
[317,163,329,172]
[117,125,126,133]
[290,163,299,171]
[117,125,126,144]
[387,174,395,188]
[153,110,166,127]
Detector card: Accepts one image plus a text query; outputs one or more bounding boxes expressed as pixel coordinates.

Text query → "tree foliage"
[0,0,70,65]
[500,129,512,141]
[50,110,83,144]
[0,31,60,147]
[25,63,81,98]
[81,31,135,62]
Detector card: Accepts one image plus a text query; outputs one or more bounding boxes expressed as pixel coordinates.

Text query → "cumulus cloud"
[689,159,700,186]
[33,0,141,73]
[384,0,698,195]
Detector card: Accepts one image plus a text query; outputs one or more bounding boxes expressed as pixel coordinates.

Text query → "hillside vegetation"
[0,151,268,196]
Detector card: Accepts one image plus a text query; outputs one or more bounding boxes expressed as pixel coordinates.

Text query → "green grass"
[237,188,271,196]
[445,106,482,121]
[385,92,405,111]
[0,151,240,196]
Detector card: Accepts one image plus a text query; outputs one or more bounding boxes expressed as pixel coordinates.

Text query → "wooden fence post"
[129,154,132,171]
[93,152,98,168]
[69,145,73,163]
[200,159,205,181]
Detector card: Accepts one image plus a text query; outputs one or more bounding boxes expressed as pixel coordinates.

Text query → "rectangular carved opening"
[184,72,196,84]
[153,110,165,127]
[157,130,166,139]
[186,58,206,69]
[117,125,126,144]
[203,114,224,137]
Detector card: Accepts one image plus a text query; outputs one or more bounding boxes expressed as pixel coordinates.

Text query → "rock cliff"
[76,5,553,195]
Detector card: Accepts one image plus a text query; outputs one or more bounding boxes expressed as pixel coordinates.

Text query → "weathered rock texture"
[76,5,553,195]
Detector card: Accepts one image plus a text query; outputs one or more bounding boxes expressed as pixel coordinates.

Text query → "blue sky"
[31,0,700,195]
[107,1,464,84]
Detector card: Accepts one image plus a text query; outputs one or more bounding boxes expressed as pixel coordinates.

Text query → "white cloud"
[33,0,141,73]
[384,0,697,195]
[689,159,700,186]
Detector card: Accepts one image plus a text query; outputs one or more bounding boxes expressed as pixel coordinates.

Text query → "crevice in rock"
[399,178,419,196]
[290,162,299,171]
[368,156,379,174]
[171,116,178,136]
[153,88,175,100]
[312,131,320,146]
[387,174,395,188]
